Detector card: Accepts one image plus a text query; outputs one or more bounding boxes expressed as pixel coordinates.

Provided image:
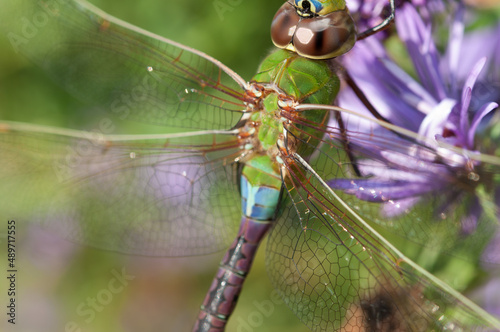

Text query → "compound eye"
[271,2,300,49]
[293,10,356,59]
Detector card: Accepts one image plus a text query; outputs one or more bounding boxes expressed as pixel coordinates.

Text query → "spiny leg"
[357,0,396,41]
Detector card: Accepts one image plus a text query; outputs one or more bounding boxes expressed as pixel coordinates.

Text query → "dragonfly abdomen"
[193,216,274,332]
[194,152,282,331]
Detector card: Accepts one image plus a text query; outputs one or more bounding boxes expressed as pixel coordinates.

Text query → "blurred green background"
[2,1,500,331]
[0,0,307,331]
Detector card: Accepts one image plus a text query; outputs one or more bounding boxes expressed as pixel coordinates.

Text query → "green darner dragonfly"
[0,0,499,331]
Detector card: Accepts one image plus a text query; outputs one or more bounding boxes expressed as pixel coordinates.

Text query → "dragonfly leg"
[356,0,396,40]
[193,216,273,332]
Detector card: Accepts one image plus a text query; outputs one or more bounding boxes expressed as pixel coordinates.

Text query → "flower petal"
[418,98,456,140]
[468,102,499,148]
[328,179,434,201]
[397,4,446,100]
[441,3,464,93]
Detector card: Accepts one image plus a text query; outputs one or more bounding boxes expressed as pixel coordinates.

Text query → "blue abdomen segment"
[241,175,280,220]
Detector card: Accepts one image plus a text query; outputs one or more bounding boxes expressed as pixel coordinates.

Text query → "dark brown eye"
[271,2,300,50]
[270,2,357,59]
[293,10,356,59]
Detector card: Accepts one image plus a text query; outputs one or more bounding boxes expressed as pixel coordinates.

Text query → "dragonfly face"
[293,0,342,16]
[271,0,357,59]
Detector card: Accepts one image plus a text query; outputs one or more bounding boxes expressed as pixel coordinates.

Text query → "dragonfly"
[0,0,499,331]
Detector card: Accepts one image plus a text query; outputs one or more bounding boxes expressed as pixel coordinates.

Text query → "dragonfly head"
[271,1,356,59]
[293,0,340,17]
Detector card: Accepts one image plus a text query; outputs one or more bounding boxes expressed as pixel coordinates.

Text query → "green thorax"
[239,49,340,219]
[250,49,340,159]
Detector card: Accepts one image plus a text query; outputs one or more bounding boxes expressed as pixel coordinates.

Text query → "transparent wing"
[266,149,500,331]
[286,103,500,266]
[0,0,248,130]
[0,121,243,256]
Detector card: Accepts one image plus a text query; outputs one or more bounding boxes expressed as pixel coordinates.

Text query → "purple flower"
[327,2,500,315]
[329,3,499,233]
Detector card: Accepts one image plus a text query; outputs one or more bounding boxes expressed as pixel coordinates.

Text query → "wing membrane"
[285,103,500,266]
[0,0,247,130]
[0,121,243,256]
[266,150,500,331]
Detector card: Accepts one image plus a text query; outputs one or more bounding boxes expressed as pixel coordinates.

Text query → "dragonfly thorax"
[237,102,286,169]
[236,48,341,217]
[245,49,340,161]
